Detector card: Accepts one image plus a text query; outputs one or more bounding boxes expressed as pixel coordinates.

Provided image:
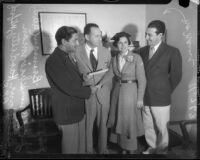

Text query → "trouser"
[142,105,171,150]
[58,117,85,154]
[85,95,109,153]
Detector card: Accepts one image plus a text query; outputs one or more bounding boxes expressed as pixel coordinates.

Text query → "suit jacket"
[138,42,182,106]
[101,51,146,102]
[75,44,111,105]
[45,47,91,125]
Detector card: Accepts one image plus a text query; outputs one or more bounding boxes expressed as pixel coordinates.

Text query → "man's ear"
[158,33,163,40]
[61,38,67,45]
[85,34,89,41]
[61,38,65,45]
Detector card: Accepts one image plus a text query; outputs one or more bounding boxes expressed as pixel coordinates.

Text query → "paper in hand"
[88,68,108,76]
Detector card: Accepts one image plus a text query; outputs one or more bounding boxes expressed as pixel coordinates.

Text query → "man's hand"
[90,86,98,95]
[86,74,93,79]
[95,83,103,90]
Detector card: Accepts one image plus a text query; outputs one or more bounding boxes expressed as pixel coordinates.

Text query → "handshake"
[90,83,102,95]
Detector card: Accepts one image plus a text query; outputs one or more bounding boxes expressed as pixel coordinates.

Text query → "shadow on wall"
[17,30,51,91]
[122,23,138,43]
[171,48,196,122]
[109,23,139,57]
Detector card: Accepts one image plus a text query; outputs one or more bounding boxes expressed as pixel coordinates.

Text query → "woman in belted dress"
[99,32,146,154]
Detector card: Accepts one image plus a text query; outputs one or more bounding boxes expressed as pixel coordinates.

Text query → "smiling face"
[117,36,129,54]
[145,27,162,47]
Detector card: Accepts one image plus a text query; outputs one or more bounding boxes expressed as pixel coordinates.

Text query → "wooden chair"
[15,88,61,154]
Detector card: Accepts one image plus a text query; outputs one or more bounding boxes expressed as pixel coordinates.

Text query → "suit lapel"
[116,54,121,75]
[146,42,165,73]
[57,47,80,76]
[143,46,150,66]
[80,45,93,72]
[65,54,81,76]
[68,55,80,73]
[112,55,121,77]
[96,47,102,71]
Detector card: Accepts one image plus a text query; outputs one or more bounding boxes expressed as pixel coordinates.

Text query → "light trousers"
[85,95,109,153]
[58,117,85,154]
[142,105,171,150]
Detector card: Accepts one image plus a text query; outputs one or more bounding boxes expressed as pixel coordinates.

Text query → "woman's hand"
[136,100,144,110]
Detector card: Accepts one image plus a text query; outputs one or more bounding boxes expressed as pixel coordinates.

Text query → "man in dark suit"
[138,20,182,154]
[45,26,97,154]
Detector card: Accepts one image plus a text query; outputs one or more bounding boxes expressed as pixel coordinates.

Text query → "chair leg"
[25,137,47,154]
[15,137,32,153]
[38,137,46,153]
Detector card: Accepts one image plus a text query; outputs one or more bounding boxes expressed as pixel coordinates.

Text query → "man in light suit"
[75,23,111,154]
[138,20,182,154]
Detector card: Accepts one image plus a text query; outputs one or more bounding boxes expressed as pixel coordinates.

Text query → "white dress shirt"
[85,43,98,60]
[152,41,162,55]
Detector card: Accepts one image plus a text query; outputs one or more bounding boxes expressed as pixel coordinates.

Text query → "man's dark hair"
[147,20,166,35]
[55,26,77,46]
[84,23,99,36]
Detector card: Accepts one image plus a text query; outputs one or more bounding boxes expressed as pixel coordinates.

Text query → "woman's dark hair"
[55,26,77,45]
[112,32,131,47]
[147,20,166,35]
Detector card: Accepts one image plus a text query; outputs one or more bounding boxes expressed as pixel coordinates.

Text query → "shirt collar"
[119,50,129,57]
[85,43,97,53]
[153,41,162,52]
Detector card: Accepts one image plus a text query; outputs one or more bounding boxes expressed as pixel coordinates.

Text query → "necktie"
[149,46,155,60]
[90,49,98,71]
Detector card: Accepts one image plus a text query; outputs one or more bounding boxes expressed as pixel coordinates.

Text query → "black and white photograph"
[1,0,198,159]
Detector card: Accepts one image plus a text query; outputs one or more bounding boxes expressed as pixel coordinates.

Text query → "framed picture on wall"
[38,12,87,55]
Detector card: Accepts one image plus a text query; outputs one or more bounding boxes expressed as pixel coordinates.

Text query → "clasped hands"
[90,83,102,95]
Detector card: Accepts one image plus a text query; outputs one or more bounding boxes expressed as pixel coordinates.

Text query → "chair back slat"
[48,95,52,116]
[39,94,42,116]
[29,88,52,119]
[35,95,39,116]
[41,96,46,116]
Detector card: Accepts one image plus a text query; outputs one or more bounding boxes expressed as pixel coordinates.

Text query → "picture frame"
[38,12,87,55]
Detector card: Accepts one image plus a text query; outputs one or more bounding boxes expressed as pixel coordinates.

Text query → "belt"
[115,77,137,84]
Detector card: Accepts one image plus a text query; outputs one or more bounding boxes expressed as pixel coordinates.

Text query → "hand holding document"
[95,83,102,90]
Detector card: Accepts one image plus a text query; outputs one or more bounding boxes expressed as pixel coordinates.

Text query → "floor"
[10,141,197,159]
[9,128,197,159]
